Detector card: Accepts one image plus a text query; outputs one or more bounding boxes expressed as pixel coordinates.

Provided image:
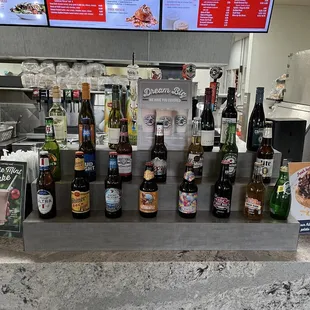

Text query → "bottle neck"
[220,165,229,182]
[225,125,236,145]
[255,91,264,107]
[112,92,120,109]
[82,125,92,143]
[143,169,155,182]
[155,125,164,144]
[108,157,119,175]
[253,167,263,183]
[226,92,235,108]
[279,171,289,181]
[204,92,212,110]
[191,135,201,145]
[52,98,61,107]
[45,122,55,141]
[119,123,130,143]
[74,157,85,178]
[262,127,272,145]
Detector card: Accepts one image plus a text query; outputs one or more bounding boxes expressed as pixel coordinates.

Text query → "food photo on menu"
[0,0,47,25]
[46,0,160,30]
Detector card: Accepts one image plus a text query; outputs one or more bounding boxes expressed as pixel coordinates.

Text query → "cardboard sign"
[0,161,27,238]
[289,162,310,233]
[138,79,192,150]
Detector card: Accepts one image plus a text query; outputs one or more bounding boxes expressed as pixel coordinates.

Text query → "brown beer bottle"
[116,118,132,182]
[139,162,158,218]
[37,151,56,219]
[244,162,265,220]
[79,83,95,145]
[256,121,274,184]
[178,163,198,219]
[71,151,90,219]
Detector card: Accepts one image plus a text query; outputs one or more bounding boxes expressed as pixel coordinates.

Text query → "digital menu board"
[162,0,274,32]
[47,0,160,30]
[0,0,48,26]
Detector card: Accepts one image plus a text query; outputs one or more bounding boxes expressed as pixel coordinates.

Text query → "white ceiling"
[275,0,310,6]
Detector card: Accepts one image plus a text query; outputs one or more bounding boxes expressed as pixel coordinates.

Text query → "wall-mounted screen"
[47,0,160,30]
[161,0,274,32]
[0,0,48,26]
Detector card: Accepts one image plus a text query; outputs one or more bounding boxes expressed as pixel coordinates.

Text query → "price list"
[197,0,272,29]
[47,0,106,22]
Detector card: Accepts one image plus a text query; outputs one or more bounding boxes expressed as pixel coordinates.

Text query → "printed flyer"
[0,161,27,238]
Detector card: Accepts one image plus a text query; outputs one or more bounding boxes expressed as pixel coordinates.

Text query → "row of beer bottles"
[37,152,290,221]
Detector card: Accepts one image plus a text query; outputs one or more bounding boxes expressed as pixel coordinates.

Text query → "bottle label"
[188,153,203,178]
[179,191,197,214]
[213,194,231,213]
[256,158,274,178]
[48,153,58,175]
[51,115,67,140]
[74,158,85,171]
[139,191,158,213]
[263,128,273,139]
[117,154,132,176]
[71,191,90,213]
[245,197,262,215]
[39,157,50,170]
[37,189,53,215]
[156,124,164,136]
[152,157,167,176]
[109,157,118,169]
[108,128,120,144]
[45,123,54,138]
[144,170,155,181]
[222,152,237,178]
[201,130,214,147]
[79,124,95,145]
[105,188,121,213]
[251,127,264,148]
[84,153,96,174]
[220,118,236,144]
[82,128,91,138]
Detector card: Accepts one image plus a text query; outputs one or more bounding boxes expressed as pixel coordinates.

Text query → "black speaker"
[267,118,306,162]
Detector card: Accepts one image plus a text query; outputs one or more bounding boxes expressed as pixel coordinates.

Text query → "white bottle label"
[220,118,236,144]
[201,130,214,146]
[256,158,274,178]
[51,115,67,140]
[37,189,53,214]
[108,128,120,144]
[117,154,132,176]
[105,188,121,212]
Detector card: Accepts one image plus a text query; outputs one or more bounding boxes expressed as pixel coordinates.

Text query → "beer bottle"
[42,117,61,182]
[220,87,237,148]
[270,166,291,220]
[79,117,96,182]
[151,122,168,183]
[79,83,95,145]
[256,121,274,184]
[105,152,122,218]
[37,150,56,219]
[221,122,238,184]
[244,162,265,220]
[108,85,123,150]
[116,118,132,182]
[246,87,265,151]
[187,117,204,184]
[139,162,158,218]
[71,151,90,219]
[178,163,198,219]
[200,88,215,152]
[212,160,232,218]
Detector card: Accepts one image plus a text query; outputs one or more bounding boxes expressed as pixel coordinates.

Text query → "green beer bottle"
[270,166,291,220]
[220,122,238,183]
[42,117,61,181]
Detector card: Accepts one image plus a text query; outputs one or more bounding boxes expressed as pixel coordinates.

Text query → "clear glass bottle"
[49,86,67,148]
[187,117,204,184]
[244,162,265,220]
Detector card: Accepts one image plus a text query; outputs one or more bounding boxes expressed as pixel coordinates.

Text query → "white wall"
[246,4,310,117]
[227,40,242,70]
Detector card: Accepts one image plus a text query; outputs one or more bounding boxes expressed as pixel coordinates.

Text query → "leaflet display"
[47,0,160,30]
[0,0,47,26]
[162,0,274,32]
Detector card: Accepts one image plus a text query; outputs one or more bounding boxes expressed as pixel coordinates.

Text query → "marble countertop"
[1,235,310,264]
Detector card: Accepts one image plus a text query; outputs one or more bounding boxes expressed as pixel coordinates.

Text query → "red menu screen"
[47,0,160,30]
[162,0,274,32]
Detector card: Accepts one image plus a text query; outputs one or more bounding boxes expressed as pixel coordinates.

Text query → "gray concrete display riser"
[59,149,282,178]
[23,211,300,252]
[31,176,275,212]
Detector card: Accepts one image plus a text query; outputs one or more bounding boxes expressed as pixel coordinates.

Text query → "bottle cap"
[256,87,264,93]
[75,151,84,156]
[82,83,90,90]
[280,166,288,173]
[145,162,154,167]
[109,152,118,156]
[40,150,48,156]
